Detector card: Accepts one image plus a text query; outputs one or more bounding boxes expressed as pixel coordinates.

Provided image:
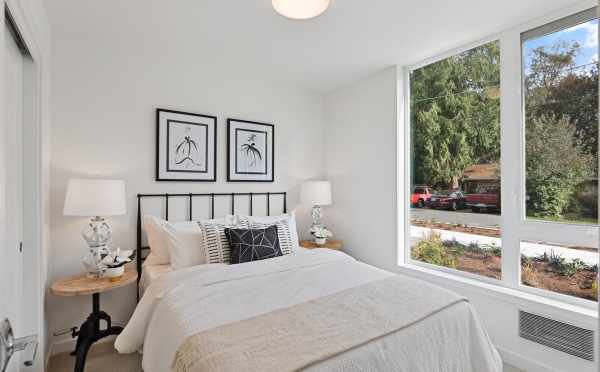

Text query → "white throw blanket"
[115,249,502,372]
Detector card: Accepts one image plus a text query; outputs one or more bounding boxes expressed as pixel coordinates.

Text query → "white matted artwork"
[227,119,274,182]
[156,109,217,181]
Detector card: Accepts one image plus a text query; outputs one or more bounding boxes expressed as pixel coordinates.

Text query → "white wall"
[323,67,398,269]
[48,37,325,352]
[323,64,597,372]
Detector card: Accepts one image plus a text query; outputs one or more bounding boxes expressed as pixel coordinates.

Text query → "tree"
[411,41,500,189]
[525,42,598,159]
[524,42,598,219]
[526,115,594,217]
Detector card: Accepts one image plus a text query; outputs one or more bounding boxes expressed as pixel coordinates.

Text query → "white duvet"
[115,249,502,372]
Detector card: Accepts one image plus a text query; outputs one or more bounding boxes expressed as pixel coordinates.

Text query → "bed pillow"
[143,215,230,266]
[163,222,205,270]
[225,226,282,264]
[142,215,171,266]
[240,212,299,254]
[198,217,249,264]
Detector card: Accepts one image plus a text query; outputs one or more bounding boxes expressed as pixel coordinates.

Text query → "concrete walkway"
[411,226,598,266]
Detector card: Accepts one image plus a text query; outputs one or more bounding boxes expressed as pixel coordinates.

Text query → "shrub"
[412,232,458,268]
[525,115,594,219]
[547,249,565,268]
[522,263,539,287]
[482,243,501,257]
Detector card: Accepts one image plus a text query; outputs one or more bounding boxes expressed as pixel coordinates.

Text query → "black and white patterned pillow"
[198,219,249,264]
[225,226,282,264]
[239,217,294,255]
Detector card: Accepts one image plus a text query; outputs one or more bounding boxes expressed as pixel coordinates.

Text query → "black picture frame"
[156,108,217,182]
[227,118,275,182]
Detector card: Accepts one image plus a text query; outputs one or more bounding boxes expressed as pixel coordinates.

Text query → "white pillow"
[163,222,205,270]
[142,215,170,266]
[241,212,300,253]
[143,215,226,266]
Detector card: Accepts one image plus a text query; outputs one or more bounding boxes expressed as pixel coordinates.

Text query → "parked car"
[429,190,467,211]
[465,185,500,212]
[411,186,433,208]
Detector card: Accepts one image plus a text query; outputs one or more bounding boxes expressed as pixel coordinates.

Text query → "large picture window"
[409,40,502,280]
[521,11,598,301]
[405,7,598,305]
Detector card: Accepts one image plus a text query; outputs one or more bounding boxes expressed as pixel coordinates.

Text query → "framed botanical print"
[156,108,217,181]
[227,119,274,182]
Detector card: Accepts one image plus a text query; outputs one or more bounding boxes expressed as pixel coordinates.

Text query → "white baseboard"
[497,346,563,372]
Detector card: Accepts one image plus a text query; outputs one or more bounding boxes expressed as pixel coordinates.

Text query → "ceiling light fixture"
[272,0,330,20]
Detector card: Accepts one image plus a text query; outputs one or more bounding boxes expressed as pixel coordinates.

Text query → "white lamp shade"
[272,0,330,20]
[301,181,332,206]
[63,179,126,217]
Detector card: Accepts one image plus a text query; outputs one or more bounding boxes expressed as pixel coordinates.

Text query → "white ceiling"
[46,0,586,93]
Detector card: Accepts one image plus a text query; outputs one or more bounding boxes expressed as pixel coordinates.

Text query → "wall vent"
[519,310,594,361]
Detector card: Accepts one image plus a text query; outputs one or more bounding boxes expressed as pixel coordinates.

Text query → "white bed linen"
[139,264,172,295]
[116,249,502,372]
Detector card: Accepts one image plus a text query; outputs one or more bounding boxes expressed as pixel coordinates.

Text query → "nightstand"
[299,239,344,251]
[51,268,136,372]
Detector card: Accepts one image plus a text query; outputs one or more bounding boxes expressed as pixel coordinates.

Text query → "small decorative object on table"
[309,226,333,245]
[63,179,127,278]
[100,248,134,281]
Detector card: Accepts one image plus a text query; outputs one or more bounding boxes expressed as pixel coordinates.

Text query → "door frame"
[2,1,46,371]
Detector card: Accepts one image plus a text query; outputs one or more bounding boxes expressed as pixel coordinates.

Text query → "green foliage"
[410,36,598,222]
[525,42,598,158]
[525,114,594,218]
[535,250,590,277]
[524,42,598,220]
[411,41,500,188]
[411,232,458,268]
[482,243,501,257]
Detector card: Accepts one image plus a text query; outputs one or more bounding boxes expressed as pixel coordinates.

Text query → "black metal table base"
[70,293,122,372]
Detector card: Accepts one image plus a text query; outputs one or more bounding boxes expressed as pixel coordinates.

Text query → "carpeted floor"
[48,341,525,372]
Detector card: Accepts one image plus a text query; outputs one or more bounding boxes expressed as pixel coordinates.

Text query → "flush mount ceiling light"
[272,0,330,20]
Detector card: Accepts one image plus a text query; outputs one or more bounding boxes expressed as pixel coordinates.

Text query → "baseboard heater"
[519,310,594,361]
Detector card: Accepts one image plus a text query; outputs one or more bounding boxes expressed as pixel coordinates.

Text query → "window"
[405,7,599,305]
[520,10,598,301]
[409,40,502,280]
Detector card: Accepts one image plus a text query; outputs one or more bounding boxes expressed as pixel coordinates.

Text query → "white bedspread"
[115,249,502,372]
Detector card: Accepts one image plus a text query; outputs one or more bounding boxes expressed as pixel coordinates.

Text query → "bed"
[115,192,502,372]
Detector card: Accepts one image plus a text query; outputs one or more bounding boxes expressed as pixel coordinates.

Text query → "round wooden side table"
[299,239,344,251]
[51,268,136,372]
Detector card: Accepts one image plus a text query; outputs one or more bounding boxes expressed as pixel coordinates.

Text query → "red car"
[411,186,433,208]
[429,190,467,211]
[465,185,501,212]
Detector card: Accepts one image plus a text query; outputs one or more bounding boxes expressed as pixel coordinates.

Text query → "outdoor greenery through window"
[408,9,599,303]
[520,14,598,301]
[409,40,502,280]
[523,18,598,225]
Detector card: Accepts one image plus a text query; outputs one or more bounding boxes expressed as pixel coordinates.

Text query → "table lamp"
[301,180,332,229]
[63,179,126,277]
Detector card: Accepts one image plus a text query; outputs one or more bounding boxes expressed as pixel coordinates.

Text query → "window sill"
[396,262,597,324]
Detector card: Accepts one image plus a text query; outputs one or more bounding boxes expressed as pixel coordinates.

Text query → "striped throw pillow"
[240,216,294,256]
[198,218,249,264]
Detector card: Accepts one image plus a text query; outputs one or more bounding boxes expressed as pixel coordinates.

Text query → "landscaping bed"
[411,219,500,237]
[411,230,597,301]
[522,256,597,302]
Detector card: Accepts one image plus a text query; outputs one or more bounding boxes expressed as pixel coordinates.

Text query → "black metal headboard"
[136,192,287,298]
